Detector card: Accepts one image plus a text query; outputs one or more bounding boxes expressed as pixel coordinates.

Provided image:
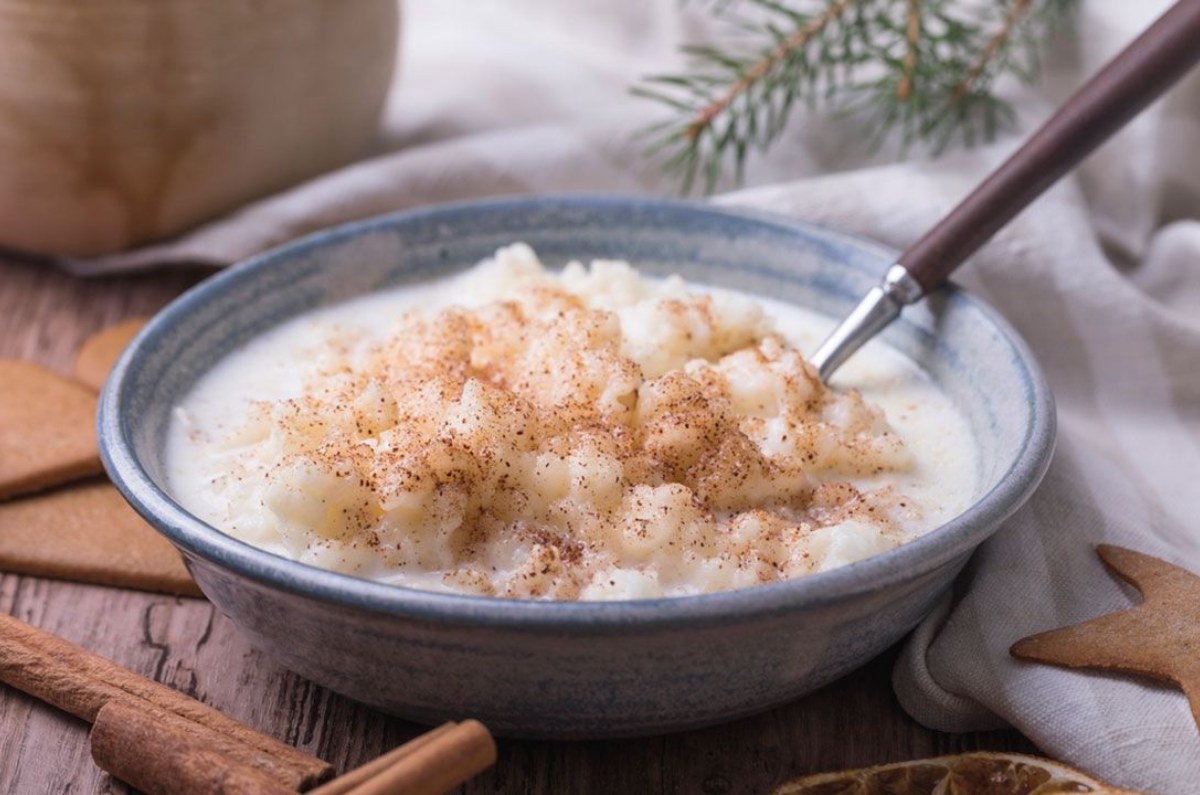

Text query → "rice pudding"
[166,244,977,600]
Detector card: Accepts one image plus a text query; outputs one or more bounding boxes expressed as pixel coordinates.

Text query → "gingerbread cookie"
[0,480,202,597]
[1011,544,1200,730]
[0,360,103,500]
[73,318,147,392]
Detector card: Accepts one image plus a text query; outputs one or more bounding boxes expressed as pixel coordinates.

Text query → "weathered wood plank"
[0,258,1037,793]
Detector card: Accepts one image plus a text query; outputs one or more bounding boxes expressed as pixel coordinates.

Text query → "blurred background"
[2,0,1194,283]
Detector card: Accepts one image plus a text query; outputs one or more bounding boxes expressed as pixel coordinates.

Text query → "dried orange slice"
[772,752,1145,794]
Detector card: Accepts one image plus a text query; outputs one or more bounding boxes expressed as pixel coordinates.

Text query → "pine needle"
[635,0,1078,193]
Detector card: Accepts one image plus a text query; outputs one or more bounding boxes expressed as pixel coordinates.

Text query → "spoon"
[810,0,1200,381]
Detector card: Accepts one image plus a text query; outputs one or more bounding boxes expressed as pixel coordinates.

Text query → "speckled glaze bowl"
[99,196,1054,738]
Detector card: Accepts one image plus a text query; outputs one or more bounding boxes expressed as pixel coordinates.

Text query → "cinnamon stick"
[309,722,459,795]
[101,692,325,788]
[344,720,496,795]
[0,612,332,789]
[91,700,294,795]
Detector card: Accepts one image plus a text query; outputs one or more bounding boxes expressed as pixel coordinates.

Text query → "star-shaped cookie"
[1011,544,1200,729]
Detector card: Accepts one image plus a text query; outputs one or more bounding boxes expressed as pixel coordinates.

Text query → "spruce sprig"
[634,0,1077,194]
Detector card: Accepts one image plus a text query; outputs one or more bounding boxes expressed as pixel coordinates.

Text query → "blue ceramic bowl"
[99,196,1054,738]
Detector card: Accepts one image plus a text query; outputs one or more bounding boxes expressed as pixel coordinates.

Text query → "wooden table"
[0,258,1037,793]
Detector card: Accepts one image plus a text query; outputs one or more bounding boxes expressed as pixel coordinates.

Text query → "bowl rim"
[99,194,1056,631]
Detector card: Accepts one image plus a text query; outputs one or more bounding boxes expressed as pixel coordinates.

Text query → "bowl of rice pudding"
[99,196,1054,737]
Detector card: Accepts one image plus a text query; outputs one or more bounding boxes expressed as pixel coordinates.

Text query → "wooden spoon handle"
[898,0,1200,293]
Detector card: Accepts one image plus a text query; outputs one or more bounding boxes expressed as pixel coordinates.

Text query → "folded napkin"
[47,1,1200,791]
[734,133,1200,794]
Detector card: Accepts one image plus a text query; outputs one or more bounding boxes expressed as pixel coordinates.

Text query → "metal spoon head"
[809,264,924,383]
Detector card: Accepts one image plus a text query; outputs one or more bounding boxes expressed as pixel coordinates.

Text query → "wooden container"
[0,0,398,257]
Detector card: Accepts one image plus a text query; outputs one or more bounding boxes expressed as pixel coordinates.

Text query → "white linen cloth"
[60,2,1200,791]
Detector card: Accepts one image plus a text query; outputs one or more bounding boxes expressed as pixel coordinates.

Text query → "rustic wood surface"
[0,258,1038,794]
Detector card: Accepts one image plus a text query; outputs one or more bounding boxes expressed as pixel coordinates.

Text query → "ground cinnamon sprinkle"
[173,245,974,599]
